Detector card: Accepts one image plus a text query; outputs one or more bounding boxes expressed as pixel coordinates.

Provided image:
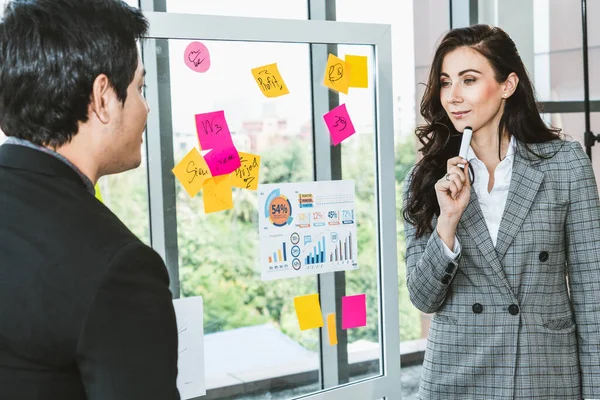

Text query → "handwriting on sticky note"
[294,294,324,331]
[341,294,367,329]
[251,63,290,98]
[232,152,260,190]
[195,111,233,150]
[345,55,368,88]
[172,147,212,198]
[327,313,338,346]
[203,175,234,214]
[184,41,211,73]
[323,104,356,146]
[324,54,350,94]
[204,146,241,177]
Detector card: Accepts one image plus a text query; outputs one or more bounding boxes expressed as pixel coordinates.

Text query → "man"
[0,1,180,399]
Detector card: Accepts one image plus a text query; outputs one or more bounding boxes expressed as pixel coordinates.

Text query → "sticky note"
[341,294,367,329]
[323,104,356,146]
[345,55,368,88]
[251,63,290,98]
[203,175,234,214]
[327,313,338,346]
[94,183,103,203]
[184,41,211,73]
[195,110,233,150]
[172,147,212,198]
[232,152,261,190]
[203,146,241,177]
[323,54,350,94]
[294,294,324,331]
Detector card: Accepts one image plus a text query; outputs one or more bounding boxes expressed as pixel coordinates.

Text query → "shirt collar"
[466,135,516,164]
[3,137,95,196]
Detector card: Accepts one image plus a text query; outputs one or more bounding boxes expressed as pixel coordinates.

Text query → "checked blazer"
[403,138,600,399]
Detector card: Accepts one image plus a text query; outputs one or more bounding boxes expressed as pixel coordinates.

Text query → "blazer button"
[539,251,549,262]
[508,304,519,315]
[472,303,483,314]
[441,274,451,285]
[445,263,455,274]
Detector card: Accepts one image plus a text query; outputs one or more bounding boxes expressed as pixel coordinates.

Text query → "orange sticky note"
[294,294,324,331]
[202,175,234,214]
[327,313,338,345]
[324,54,350,94]
[251,63,290,98]
[345,55,368,88]
[231,152,261,190]
[172,147,212,198]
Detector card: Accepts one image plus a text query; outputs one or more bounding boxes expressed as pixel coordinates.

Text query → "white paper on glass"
[258,180,358,281]
[173,296,206,399]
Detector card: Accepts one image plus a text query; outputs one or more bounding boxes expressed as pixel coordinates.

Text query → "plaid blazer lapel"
[495,142,545,261]
[460,185,514,294]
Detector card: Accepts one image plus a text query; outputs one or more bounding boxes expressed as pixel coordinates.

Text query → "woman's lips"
[451,111,470,119]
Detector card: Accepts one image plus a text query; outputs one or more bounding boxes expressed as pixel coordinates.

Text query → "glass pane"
[166,0,308,19]
[587,0,600,100]
[163,38,320,398]
[479,0,584,102]
[333,45,383,384]
[97,142,151,245]
[541,112,600,178]
[335,0,419,137]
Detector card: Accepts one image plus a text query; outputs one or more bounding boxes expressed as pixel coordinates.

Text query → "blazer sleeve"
[565,141,600,399]
[76,242,180,400]
[403,167,461,314]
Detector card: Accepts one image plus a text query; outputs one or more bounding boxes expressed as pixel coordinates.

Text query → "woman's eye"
[440,81,451,88]
[464,78,476,84]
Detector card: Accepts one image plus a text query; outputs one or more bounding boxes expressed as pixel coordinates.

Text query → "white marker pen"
[458,126,472,168]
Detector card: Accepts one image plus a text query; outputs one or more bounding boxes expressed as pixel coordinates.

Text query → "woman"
[403,24,600,399]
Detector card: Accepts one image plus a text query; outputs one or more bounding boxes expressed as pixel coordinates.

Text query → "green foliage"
[105,134,422,353]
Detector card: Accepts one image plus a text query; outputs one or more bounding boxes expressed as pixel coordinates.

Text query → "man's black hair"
[0,0,149,147]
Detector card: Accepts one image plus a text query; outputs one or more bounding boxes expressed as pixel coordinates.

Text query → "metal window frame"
[141,11,401,400]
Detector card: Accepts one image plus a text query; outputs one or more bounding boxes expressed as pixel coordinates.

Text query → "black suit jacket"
[0,144,180,400]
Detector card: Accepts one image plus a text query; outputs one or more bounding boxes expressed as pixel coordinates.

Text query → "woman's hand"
[434,157,471,248]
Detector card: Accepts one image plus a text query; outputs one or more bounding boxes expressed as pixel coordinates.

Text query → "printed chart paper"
[258,180,358,281]
[172,296,206,399]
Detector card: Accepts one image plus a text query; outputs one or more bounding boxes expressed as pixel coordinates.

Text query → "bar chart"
[305,236,326,265]
[329,232,354,262]
[268,242,287,263]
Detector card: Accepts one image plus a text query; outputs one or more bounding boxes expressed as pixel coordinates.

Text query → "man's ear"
[89,74,113,124]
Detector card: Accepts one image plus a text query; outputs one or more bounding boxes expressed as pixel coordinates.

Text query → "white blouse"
[444,135,516,256]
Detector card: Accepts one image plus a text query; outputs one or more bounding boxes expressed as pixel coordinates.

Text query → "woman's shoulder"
[516,137,586,165]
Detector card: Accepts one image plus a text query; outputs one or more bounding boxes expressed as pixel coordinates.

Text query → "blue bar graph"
[269,242,288,263]
[305,237,326,265]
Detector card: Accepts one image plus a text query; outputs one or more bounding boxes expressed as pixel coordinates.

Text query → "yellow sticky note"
[203,175,234,214]
[294,294,324,331]
[345,55,368,88]
[327,313,338,346]
[324,54,350,94]
[231,152,261,191]
[172,147,211,198]
[94,183,103,203]
[251,63,290,98]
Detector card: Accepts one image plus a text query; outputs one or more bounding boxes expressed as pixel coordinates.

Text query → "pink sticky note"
[195,111,233,150]
[203,146,241,177]
[184,41,211,73]
[341,294,366,329]
[323,104,356,146]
